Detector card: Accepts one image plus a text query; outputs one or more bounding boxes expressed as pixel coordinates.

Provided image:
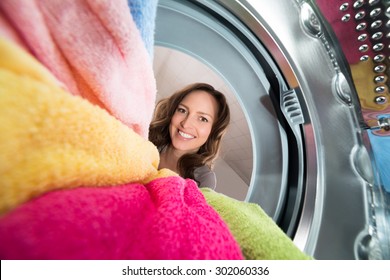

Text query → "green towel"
[201,188,313,260]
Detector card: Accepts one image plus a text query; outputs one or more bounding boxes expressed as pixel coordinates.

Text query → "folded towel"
[201,188,313,260]
[127,0,158,59]
[0,177,243,260]
[0,38,160,215]
[0,0,156,138]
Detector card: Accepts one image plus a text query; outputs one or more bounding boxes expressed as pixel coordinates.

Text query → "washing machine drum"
[154,0,390,260]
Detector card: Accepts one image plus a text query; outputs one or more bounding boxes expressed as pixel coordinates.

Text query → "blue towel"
[128,0,158,59]
[368,128,390,193]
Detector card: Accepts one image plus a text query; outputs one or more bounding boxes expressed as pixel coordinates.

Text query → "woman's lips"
[178,129,195,139]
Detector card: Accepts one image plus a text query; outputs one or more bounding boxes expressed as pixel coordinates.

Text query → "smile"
[178,130,195,139]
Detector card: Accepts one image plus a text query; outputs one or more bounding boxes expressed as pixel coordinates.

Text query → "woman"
[149,83,230,189]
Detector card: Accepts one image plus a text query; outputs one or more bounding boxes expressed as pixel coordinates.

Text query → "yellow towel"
[0,38,175,215]
[201,188,313,260]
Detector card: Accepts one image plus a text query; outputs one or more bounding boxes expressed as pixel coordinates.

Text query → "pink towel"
[0,176,243,260]
[0,0,155,138]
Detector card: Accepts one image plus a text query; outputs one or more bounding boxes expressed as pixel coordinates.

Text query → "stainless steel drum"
[154,0,390,260]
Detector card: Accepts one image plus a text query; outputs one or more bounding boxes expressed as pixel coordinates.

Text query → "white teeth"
[179,130,195,139]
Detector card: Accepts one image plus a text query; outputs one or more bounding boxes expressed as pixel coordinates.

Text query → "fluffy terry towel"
[0,38,160,215]
[0,0,155,138]
[202,188,313,260]
[127,0,158,59]
[0,178,243,260]
[0,37,243,260]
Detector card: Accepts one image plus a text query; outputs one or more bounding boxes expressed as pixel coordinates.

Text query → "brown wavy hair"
[149,83,230,181]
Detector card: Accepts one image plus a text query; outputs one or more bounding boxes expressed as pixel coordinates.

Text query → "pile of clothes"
[0,0,311,260]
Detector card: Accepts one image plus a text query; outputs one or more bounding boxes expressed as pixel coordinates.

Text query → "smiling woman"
[153,47,253,200]
[169,90,218,154]
[149,83,230,190]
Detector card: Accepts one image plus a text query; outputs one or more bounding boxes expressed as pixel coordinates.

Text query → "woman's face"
[169,90,218,154]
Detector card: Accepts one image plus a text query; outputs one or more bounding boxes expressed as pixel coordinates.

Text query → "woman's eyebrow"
[199,111,213,119]
[178,103,188,109]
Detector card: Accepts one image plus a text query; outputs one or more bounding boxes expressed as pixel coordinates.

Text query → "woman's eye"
[177,107,186,114]
[200,117,209,123]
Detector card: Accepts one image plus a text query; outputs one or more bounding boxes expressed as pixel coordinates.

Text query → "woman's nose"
[180,115,192,128]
